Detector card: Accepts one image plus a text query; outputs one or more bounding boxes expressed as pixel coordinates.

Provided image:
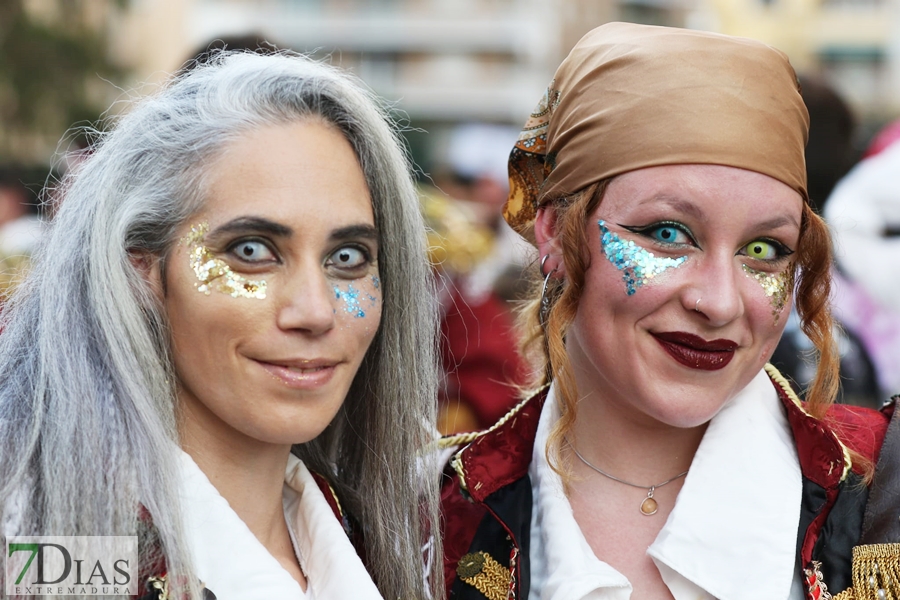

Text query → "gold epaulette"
[833,544,900,600]
[456,551,512,600]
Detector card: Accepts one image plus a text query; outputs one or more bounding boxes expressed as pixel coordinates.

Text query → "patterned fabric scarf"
[503,22,810,241]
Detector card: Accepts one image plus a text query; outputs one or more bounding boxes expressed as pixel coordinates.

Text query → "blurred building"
[693,0,900,128]
[4,0,897,161]
[108,0,694,170]
[107,0,899,143]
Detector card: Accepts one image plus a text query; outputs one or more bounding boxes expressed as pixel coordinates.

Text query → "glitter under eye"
[183,222,267,300]
[598,220,688,295]
[333,283,379,318]
[742,263,792,321]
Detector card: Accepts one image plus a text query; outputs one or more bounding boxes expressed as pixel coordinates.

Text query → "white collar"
[177,451,383,599]
[528,369,803,600]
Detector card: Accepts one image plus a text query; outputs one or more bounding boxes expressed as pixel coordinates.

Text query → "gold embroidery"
[805,560,834,600]
[834,544,900,600]
[457,551,511,600]
[147,576,169,600]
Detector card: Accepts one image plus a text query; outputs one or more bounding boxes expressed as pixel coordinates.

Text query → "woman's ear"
[534,206,566,278]
[129,250,165,302]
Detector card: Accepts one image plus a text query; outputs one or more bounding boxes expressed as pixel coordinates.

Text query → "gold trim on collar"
[440,385,549,493]
[764,363,852,482]
[437,385,549,450]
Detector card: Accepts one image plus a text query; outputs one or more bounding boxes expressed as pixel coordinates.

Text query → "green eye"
[745,240,777,260]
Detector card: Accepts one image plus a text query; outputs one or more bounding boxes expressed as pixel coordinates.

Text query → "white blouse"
[527,369,806,600]
[177,451,383,599]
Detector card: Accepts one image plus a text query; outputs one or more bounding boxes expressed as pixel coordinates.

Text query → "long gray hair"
[0,52,441,599]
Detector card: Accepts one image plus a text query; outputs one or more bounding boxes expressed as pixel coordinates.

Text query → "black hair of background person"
[0,163,51,217]
[798,75,857,214]
[770,75,879,407]
[182,34,282,73]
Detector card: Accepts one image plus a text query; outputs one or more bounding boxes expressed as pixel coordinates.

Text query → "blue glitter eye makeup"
[598,220,688,295]
[334,283,380,318]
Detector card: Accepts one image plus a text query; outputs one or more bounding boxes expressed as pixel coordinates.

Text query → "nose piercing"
[694,298,702,312]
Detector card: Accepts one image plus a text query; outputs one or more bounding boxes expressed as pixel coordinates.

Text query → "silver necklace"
[568,441,689,516]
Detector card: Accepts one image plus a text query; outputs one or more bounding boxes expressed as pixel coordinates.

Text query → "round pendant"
[640,497,658,516]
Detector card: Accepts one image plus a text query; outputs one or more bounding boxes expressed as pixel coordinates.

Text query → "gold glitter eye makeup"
[742,263,792,321]
[598,220,689,296]
[183,222,267,300]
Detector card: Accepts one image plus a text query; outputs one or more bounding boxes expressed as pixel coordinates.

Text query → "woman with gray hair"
[0,52,440,599]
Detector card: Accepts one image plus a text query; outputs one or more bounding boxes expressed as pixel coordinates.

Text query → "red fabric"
[825,403,891,467]
[776,379,889,566]
[460,393,545,503]
[779,385,846,490]
[440,289,528,428]
[440,391,546,593]
[440,471,489,593]
[863,119,900,159]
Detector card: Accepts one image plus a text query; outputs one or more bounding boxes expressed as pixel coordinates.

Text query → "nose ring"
[694,298,702,312]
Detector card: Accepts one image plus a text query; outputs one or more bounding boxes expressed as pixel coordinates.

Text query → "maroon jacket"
[440,373,890,600]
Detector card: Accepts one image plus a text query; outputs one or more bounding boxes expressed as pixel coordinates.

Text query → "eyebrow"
[330,224,379,243]
[638,195,801,230]
[638,195,706,221]
[210,216,293,238]
[207,217,378,243]
[752,214,801,231]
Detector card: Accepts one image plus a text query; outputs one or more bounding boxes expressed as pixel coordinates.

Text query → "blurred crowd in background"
[3,0,900,433]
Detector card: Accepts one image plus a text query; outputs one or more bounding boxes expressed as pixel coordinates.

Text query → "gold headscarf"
[504,22,810,239]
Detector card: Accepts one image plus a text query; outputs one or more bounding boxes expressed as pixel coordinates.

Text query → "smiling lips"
[652,332,738,371]
[257,359,339,389]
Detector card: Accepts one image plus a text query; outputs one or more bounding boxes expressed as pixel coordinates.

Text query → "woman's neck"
[566,385,707,484]
[178,400,307,589]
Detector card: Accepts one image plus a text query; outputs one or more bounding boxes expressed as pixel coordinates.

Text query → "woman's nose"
[687,255,745,327]
[276,268,336,336]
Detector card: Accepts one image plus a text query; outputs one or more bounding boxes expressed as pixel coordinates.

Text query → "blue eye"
[650,225,691,245]
[617,221,697,248]
[229,240,276,263]
[328,246,369,270]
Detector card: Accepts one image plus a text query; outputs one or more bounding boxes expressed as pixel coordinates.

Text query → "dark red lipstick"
[652,332,738,371]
